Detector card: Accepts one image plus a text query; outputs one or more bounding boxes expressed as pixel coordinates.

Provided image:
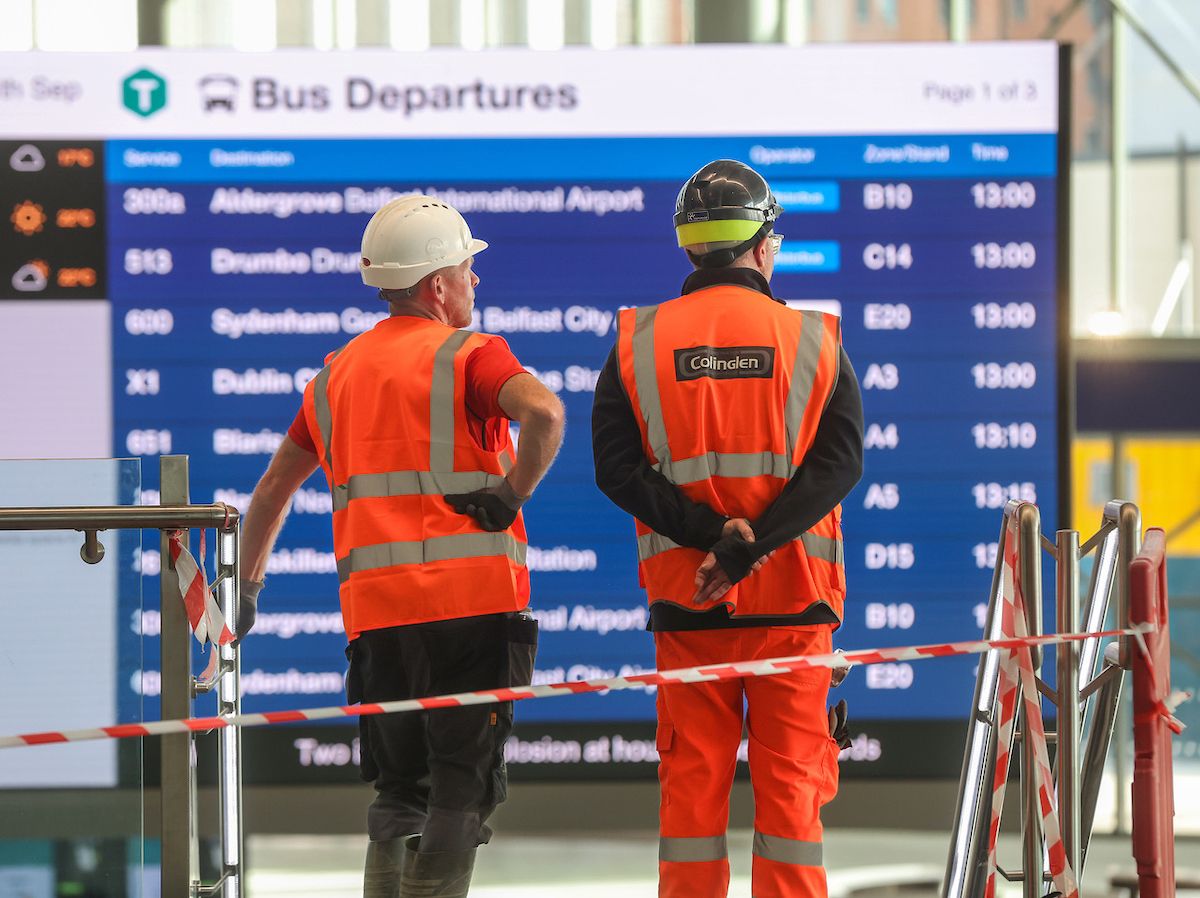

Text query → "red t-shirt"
[288,335,527,455]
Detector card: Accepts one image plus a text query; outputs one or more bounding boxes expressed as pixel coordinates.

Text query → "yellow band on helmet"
[675,218,764,248]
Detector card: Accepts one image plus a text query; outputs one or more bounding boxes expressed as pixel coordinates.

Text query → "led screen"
[0,44,1066,781]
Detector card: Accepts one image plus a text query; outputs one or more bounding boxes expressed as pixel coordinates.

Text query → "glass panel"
[0,458,144,897]
[1071,435,1200,833]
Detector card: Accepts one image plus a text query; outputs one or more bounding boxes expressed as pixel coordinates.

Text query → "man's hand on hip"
[444,479,528,532]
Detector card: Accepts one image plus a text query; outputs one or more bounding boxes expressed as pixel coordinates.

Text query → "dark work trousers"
[346,611,538,851]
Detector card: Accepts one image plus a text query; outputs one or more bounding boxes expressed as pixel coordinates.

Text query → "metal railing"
[942,498,1142,898]
[0,455,243,898]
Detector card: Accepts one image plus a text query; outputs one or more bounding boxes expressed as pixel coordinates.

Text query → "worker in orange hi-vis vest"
[591,159,864,898]
[238,196,564,898]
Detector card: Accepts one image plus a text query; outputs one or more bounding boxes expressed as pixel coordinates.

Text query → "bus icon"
[199,75,239,112]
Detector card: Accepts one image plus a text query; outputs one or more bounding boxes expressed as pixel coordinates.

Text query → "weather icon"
[12,260,49,292]
[11,200,47,236]
[9,144,45,172]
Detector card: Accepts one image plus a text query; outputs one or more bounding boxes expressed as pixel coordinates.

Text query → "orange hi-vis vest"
[615,284,845,621]
[301,317,530,640]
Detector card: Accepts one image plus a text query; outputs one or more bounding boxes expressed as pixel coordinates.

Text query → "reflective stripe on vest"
[784,316,828,460]
[636,530,842,565]
[331,470,502,512]
[659,835,728,863]
[752,831,823,867]
[312,327,524,581]
[628,306,830,483]
[429,329,473,472]
[336,531,527,583]
[664,450,792,486]
[314,329,478,508]
[310,345,347,475]
[632,306,671,463]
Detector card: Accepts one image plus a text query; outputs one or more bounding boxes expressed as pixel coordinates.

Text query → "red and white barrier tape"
[168,529,233,649]
[0,623,1148,750]
[984,515,1079,898]
[1129,626,1192,735]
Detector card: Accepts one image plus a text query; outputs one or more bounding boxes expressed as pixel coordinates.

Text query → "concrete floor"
[247,828,1200,897]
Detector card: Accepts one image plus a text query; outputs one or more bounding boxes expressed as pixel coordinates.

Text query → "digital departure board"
[0,44,1067,782]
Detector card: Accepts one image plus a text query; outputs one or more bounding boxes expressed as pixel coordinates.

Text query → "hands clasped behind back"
[691,517,771,605]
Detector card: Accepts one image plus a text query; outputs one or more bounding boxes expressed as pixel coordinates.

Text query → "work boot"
[398,835,477,898]
[363,837,406,897]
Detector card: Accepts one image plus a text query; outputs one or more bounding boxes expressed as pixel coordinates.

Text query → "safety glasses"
[767,233,784,255]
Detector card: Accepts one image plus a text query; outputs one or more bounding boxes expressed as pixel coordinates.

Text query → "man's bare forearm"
[242,437,320,581]
[507,404,564,497]
[497,373,565,498]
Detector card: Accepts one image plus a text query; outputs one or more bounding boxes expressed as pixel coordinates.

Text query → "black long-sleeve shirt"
[591,267,864,631]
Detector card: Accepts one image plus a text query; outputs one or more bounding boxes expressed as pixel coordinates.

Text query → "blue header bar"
[107,134,1057,183]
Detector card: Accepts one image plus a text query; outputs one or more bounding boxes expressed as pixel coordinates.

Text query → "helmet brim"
[675,219,764,249]
[362,238,489,289]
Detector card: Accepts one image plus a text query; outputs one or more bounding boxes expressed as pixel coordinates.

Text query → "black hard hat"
[673,159,782,264]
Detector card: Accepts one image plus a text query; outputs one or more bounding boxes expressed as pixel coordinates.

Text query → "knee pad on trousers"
[421,806,493,852]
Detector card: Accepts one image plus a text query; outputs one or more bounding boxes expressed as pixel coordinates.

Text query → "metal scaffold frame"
[943,498,1143,897]
[0,455,244,898]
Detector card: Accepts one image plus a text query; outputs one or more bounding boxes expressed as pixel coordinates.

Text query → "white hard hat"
[360,195,487,290]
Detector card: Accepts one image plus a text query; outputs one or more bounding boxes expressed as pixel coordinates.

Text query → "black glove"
[828,698,851,750]
[235,578,263,642]
[444,479,528,532]
[709,531,759,585]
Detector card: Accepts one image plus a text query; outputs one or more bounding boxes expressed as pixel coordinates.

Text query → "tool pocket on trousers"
[505,613,539,687]
[345,640,379,783]
[656,721,674,807]
[655,721,674,752]
[489,701,515,807]
[819,736,841,806]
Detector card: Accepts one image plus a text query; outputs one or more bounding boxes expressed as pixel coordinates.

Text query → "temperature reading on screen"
[971,181,1036,209]
[56,267,96,287]
[56,208,96,228]
[56,147,94,167]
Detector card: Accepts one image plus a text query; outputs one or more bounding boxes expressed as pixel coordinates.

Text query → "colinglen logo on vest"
[674,345,775,381]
